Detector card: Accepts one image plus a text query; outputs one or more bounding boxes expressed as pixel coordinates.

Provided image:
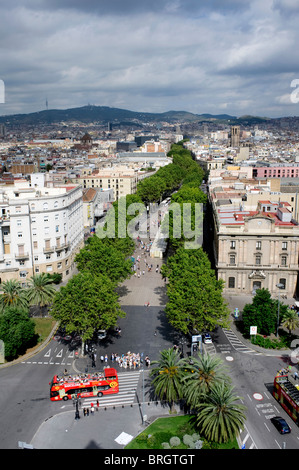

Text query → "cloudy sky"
[0,0,299,118]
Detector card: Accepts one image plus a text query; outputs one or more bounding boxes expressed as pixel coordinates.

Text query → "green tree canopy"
[181,353,231,408]
[161,247,230,334]
[0,279,29,313]
[75,235,133,283]
[242,288,288,337]
[195,382,246,443]
[0,306,36,359]
[150,348,185,412]
[50,272,125,341]
[26,273,57,315]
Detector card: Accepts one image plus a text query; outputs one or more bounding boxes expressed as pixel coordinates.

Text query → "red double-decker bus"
[273,373,299,425]
[50,367,119,401]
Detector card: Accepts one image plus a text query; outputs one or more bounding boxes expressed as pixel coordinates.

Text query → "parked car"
[203,333,212,344]
[270,416,291,434]
[97,329,107,340]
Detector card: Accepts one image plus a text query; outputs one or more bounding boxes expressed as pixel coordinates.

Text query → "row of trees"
[150,348,246,444]
[160,142,230,335]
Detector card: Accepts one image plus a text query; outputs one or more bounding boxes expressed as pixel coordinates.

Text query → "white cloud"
[0,1,298,118]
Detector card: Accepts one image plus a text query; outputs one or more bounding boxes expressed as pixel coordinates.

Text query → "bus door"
[92,386,98,396]
[59,388,66,400]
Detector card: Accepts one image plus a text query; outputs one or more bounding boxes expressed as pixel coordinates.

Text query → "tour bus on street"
[273,372,299,426]
[50,367,119,401]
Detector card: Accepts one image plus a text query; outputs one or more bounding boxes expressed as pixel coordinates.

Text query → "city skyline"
[0,0,299,118]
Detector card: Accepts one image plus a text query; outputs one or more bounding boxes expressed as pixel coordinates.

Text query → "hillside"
[0,104,240,126]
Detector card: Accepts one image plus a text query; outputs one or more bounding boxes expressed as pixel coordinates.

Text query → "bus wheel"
[62,396,69,401]
[97,392,103,397]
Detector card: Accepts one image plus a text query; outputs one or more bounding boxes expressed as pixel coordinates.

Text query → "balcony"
[43,246,55,254]
[15,252,29,260]
[55,242,69,252]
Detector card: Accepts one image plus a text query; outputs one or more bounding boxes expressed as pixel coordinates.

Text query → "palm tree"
[282,308,299,336]
[195,382,247,443]
[26,273,57,316]
[0,279,29,312]
[181,353,231,409]
[150,348,185,413]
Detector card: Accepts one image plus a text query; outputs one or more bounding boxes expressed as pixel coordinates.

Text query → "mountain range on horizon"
[0,104,291,127]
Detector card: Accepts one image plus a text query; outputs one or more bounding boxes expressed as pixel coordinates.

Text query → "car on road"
[203,333,212,344]
[97,329,107,340]
[270,416,291,434]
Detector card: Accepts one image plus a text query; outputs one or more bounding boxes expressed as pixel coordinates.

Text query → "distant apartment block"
[252,163,299,179]
[71,167,139,200]
[0,174,84,285]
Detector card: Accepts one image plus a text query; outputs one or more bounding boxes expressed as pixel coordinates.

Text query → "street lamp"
[73,392,81,420]
[276,283,284,337]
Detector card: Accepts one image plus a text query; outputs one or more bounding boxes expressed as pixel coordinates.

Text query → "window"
[16,206,21,213]
[281,255,287,266]
[46,265,53,272]
[230,241,236,249]
[256,241,262,250]
[228,277,235,288]
[282,242,288,250]
[17,232,23,238]
[43,203,48,210]
[17,220,22,226]
[255,255,262,265]
[279,278,286,289]
[229,254,235,265]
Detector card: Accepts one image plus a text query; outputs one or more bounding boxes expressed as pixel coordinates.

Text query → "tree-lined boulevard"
[1,142,299,450]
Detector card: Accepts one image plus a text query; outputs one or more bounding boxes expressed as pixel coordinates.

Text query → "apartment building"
[72,166,139,200]
[211,198,299,298]
[0,174,84,285]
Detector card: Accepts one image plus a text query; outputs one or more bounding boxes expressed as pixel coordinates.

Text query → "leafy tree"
[195,382,246,444]
[137,175,167,204]
[50,272,125,341]
[181,353,231,408]
[242,288,288,337]
[75,235,132,283]
[0,306,36,359]
[26,273,57,316]
[150,348,185,413]
[281,308,299,336]
[0,279,29,313]
[162,248,230,334]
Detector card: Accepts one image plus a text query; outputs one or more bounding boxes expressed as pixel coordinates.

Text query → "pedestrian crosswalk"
[81,370,142,409]
[222,328,262,355]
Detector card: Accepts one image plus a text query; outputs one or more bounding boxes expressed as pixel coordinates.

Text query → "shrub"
[169,436,181,447]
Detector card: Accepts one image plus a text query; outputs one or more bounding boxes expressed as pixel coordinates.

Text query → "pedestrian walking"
[100,355,104,363]
[90,403,94,414]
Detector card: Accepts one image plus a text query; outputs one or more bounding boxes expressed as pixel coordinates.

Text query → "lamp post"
[73,392,81,420]
[276,283,284,337]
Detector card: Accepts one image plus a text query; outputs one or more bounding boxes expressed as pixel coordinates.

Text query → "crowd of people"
[109,351,151,369]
